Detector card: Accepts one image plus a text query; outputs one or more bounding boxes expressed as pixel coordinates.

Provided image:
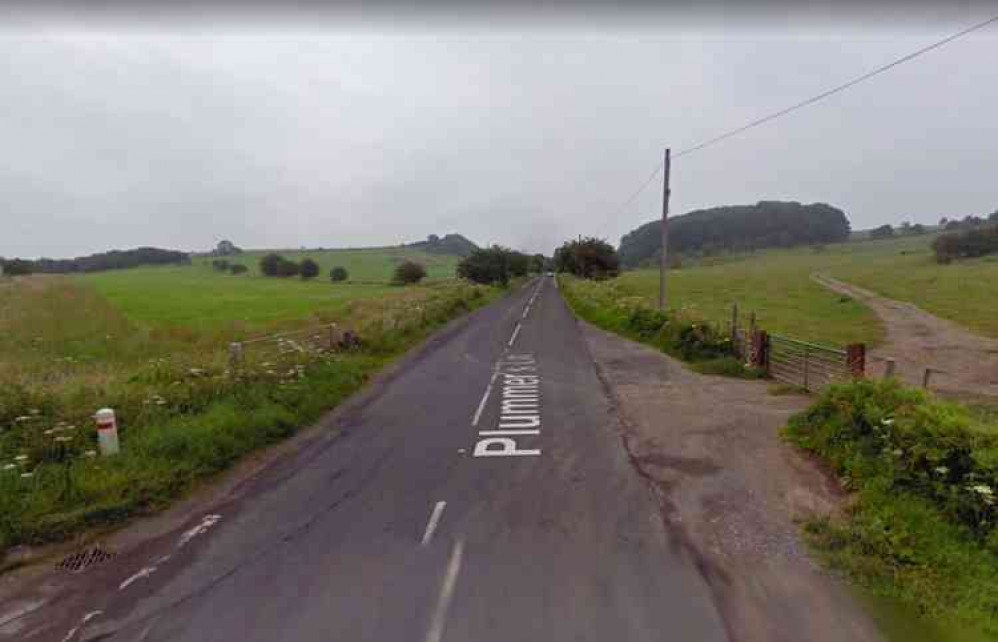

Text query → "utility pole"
[659,148,672,311]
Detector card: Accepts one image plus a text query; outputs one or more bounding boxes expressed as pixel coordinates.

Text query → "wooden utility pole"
[659,148,672,311]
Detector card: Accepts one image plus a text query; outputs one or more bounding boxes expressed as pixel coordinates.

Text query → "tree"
[1,258,33,276]
[229,264,248,275]
[869,224,895,240]
[457,246,513,285]
[939,217,949,227]
[529,254,546,273]
[211,259,230,271]
[215,240,242,256]
[507,251,530,278]
[259,253,282,277]
[394,260,427,284]
[330,266,349,282]
[300,258,319,280]
[911,223,927,235]
[554,237,619,279]
[990,210,998,223]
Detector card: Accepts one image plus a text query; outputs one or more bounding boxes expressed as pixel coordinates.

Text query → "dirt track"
[580,321,885,642]
[813,273,998,401]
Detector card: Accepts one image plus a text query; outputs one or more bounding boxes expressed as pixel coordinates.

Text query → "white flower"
[14,455,28,462]
[970,484,994,496]
[20,472,33,479]
[934,466,950,475]
[881,418,894,426]
[84,450,97,458]
[54,436,72,443]
[2,464,16,471]
[891,449,903,457]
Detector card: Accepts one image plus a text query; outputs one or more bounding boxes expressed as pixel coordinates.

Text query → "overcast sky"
[1,7,996,258]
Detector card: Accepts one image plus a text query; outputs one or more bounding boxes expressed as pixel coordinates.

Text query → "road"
[61,277,730,642]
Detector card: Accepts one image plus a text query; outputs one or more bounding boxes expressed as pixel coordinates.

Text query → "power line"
[600,13,998,235]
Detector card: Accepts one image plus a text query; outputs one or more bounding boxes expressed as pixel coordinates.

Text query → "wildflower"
[14,455,28,462]
[29,408,40,416]
[934,466,950,475]
[54,436,73,443]
[2,464,16,471]
[891,449,903,457]
[881,418,895,426]
[14,416,33,423]
[84,450,97,458]
[20,472,33,479]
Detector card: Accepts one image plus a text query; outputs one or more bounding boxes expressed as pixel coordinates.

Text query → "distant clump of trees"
[229,264,248,275]
[300,258,320,280]
[1,247,190,276]
[933,223,998,264]
[213,240,243,256]
[259,253,302,278]
[456,246,539,286]
[618,201,851,268]
[330,266,349,282]
[554,237,619,279]
[406,234,479,257]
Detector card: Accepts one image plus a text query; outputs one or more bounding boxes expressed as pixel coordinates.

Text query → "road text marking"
[474,354,541,457]
[421,501,447,546]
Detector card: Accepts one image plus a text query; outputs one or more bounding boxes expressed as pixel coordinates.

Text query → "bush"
[394,260,426,285]
[211,259,230,272]
[229,264,248,275]
[785,379,998,539]
[330,266,349,282]
[1,259,34,276]
[932,224,998,264]
[300,258,319,280]
[259,253,282,277]
[276,259,301,278]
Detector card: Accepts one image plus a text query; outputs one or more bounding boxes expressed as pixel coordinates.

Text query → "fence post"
[922,368,933,389]
[328,323,338,350]
[730,303,739,348]
[228,342,243,367]
[803,345,810,391]
[884,357,896,379]
[846,343,866,378]
[751,330,769,373]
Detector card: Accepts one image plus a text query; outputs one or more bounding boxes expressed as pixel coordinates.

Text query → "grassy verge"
[559,275,762,378]
[783,379,998,639]
[0,276,500,560]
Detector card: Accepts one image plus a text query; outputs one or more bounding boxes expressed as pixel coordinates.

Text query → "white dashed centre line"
[424,539,465,642]
[420,501,447,546]
[508,323,522,348]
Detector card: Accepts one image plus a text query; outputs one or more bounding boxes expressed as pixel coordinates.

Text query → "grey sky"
[1,11,996,258]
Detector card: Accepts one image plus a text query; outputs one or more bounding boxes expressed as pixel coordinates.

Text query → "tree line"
[933,223,998,264]
[618,201,851,268]
[456,247,547,286]
[1,247,190,276]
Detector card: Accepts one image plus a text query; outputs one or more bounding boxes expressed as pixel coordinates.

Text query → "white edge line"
[508,323,522,348]
[424,539,465,642]
[420,501,447,546]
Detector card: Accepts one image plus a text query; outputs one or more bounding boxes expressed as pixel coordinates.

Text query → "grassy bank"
[559,275,759,378]
[0,274,499,559]
[784,379,998,639]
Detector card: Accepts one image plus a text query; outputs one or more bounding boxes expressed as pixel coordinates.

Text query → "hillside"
[618,201,851,268]
[405,233,478,257]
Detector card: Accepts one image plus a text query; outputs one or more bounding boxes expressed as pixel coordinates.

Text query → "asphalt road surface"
[69,277,730,642]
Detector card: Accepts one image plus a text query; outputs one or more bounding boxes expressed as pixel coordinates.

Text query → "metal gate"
[767,334,860,391]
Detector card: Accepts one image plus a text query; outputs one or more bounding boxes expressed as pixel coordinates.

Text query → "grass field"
[616,232,998,347]
[83,267,397,332]
[195,246,460,282]
[0,260,498,558]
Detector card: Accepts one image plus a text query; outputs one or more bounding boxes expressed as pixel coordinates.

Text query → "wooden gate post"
[846,343,866,378]
[751,330,770,373]
[228,342,243,367]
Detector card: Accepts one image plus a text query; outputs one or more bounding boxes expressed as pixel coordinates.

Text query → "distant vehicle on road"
[546,271,554,277]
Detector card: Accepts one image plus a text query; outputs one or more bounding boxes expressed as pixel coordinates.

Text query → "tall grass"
[0,276,498,559]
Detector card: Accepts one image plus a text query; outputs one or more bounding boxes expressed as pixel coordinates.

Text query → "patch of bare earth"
[813,273,998,402]
[580,321,884,642]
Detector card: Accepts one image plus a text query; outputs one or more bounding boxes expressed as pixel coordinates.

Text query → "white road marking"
[421,501,447,546]
[424,539,465,642]
[473,354,542,457]
[61,611,103,642]
[178,514,222,548]
[508,323,522,348]
[119,566,158,591]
